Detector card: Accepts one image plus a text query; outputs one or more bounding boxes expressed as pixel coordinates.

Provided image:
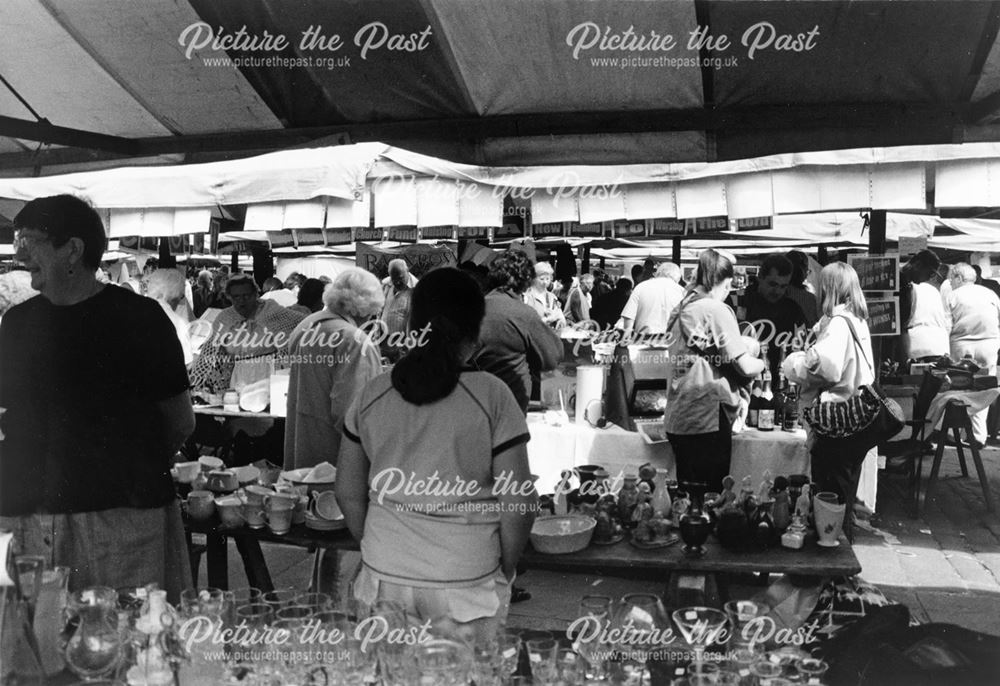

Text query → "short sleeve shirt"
[0,287,190,515]
[663,294,749,435]
[343,371,530,584]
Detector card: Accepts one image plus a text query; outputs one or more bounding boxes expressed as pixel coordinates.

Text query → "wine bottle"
[747,378,762,428]
[773,368,787,430]
[758,352,775,431]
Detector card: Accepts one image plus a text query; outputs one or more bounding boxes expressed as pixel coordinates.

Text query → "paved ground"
[193,443,1000,637]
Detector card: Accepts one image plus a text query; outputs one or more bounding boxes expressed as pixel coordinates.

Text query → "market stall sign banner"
[356,242,456,279]
[421,225,456,240]
[735,217,773,231]
[325,227,353,245]
[532,222,566,238]
[354,227,385,242]
[569,222,604,238]
[387,226,419,243]
[649,219,686,237]
[685,216,729,235]
[457,226,489,240]
[118,236,189,255]
[848,254,899,291]
[612,220,648,239]
[494,219,525,240]
[867,298,900,336]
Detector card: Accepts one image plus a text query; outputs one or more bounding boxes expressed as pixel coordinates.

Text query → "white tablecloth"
[526,414,878,510]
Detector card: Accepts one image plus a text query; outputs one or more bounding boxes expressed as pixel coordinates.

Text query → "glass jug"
[64,586,122,682]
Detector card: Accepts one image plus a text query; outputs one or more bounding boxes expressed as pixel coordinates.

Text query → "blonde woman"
[783,262,873,532]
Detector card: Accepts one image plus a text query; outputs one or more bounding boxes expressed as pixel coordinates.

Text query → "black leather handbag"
[802,316,905,446]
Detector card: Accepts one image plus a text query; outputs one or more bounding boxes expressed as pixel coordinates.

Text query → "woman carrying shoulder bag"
[782,262,873,536]
[664,249,766,492]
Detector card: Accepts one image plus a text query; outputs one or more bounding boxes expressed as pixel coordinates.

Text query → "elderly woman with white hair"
[284,267,386,471]
[522,260,565,328]
[146,268,193,366]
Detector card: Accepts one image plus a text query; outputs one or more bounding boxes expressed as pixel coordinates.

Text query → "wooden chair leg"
[960,413,996,513]
[951,423,970,477]
[921,437,948,516]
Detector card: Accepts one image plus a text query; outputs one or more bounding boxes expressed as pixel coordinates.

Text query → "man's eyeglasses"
[13,231,50,252]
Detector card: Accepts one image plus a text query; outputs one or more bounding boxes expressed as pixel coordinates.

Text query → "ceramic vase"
[812,492,845,547]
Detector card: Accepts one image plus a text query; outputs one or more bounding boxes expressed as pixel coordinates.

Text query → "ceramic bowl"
[530,515,596,554]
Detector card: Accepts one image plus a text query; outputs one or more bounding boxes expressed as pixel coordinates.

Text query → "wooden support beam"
[0,115,138,155]
[869,210,887,255]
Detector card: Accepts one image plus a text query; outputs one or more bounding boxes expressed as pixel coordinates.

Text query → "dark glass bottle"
[782,382,800,431]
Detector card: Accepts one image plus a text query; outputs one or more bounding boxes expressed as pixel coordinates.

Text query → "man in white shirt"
[946,263,1000,444]
[616,261,685,337]
[901,250,950,360]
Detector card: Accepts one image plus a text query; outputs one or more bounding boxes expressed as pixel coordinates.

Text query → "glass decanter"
[64,586,122,682]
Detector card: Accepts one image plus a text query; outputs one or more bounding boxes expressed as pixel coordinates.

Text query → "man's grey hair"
[146,268,186,304]
[949,263,977,285]
[324,268,385,320]
[388,259,409,276]
[655,262,682,281]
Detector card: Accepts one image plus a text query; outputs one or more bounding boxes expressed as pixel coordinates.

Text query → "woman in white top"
[783,262,873,528]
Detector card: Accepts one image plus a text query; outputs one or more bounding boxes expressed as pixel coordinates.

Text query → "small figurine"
[632,482,654,524]
[757,469,774,504]
[553,470,573,516]
[781,513,808,550]
[739,475,755,506]
[715,475,738,515]
[795,483,812,520]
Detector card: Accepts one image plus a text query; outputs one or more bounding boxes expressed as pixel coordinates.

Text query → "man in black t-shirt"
[0,195,194,599]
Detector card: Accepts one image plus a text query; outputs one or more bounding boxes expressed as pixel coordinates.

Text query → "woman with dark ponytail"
[335,268,537,641]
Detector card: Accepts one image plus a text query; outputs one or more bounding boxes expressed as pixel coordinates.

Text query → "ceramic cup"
[265,497,295,535]
[173,461,202,484]
[186,490,215,521]
[207,469,239,492]
[309,491,343,521]
[242,502,267,529]
[244,485,273,507]
[215,496,243,528]
[198,456,224,473]
[293,495,309,524]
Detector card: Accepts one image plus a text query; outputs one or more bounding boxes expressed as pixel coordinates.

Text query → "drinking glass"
[686,660,720,685]
[557,648,584,684]
[723,599,769,651]
[415,638,473,686]
[576,594,612,680]
[671,606,729,672]
[262,587,298,614]
[797,657,829,683]
[235,602,273,631]
[276,604,314,621]
[750,657,784,686]
[526,637,559,684]
[294,591,332,613]
[612,593,670,684]
[497,630,522,684]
